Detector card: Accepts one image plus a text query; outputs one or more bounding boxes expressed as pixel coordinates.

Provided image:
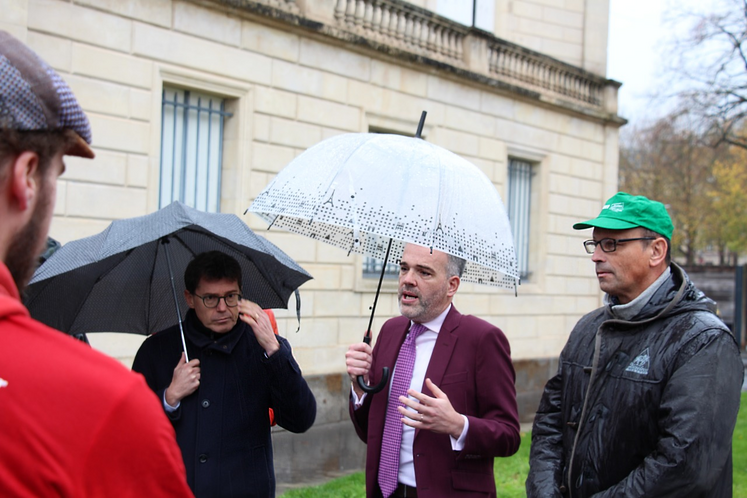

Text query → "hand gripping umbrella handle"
[356,331,390,394]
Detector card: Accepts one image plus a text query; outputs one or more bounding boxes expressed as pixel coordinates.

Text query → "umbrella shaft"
[365,238,393,339]
[162,238,189,362]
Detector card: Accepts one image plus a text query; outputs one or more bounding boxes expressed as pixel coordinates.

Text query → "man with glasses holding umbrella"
[0,31,192,496]
[527,192,743,497]
[133,250,316,498]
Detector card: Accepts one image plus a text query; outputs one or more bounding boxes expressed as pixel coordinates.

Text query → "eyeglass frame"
[583,237,656,254]
[191,292,243,308]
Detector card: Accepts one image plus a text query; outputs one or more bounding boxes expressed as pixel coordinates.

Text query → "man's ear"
[184,289,195,309]
[447,275,460,297]
[9,151,40,212]
[649,238,668,267]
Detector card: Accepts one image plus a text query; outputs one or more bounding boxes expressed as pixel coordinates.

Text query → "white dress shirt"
[352,305,469,487]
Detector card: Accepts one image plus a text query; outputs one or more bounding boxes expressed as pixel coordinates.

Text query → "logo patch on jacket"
[625,348,650,375]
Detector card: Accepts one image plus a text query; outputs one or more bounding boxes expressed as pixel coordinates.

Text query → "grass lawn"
[281,431,531,498]
[734,392,747,496]
[284,392,747,497]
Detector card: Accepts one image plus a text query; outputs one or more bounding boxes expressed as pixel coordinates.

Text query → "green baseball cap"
[573,192,674,239]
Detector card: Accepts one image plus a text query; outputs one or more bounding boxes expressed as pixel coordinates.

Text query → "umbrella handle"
[357,369,389,394]
[356,332,390,394]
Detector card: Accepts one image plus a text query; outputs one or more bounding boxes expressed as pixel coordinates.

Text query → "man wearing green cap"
[526,192,743,497]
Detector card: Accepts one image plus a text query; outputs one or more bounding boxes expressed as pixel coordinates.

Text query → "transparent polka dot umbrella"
[247,116,519,393]
[249,135,519,289]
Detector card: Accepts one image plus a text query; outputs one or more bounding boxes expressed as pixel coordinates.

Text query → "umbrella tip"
[415,111,427,139]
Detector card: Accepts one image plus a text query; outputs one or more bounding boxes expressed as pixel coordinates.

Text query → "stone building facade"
[3,0,623,489]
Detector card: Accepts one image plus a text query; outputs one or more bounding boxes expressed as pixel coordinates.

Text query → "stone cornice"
[204,0,626,126]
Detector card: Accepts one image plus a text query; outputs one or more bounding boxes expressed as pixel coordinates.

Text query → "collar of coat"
[183,308,245,354]
[605,263,717,325]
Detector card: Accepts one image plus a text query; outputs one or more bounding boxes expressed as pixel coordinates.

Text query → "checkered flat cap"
[0,30,93,158]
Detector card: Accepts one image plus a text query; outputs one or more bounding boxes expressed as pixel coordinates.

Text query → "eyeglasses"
[583,237,656,254]
[192,292,242,308]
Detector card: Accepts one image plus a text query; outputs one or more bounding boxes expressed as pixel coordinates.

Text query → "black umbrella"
[25,201,312,359]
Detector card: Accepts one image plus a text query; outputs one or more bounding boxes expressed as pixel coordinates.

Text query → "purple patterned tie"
[378,322,427,497]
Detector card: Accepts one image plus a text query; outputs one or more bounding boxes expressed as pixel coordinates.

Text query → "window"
[159,87,231,212]
[362,256,400,280]
[436,0,494,32]
[507,158,533,279]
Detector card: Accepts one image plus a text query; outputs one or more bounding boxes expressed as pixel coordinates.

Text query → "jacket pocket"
[441,371,468,385]
[439,371,469,412]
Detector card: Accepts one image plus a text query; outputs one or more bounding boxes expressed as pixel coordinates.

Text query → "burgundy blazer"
[350,306,520,498]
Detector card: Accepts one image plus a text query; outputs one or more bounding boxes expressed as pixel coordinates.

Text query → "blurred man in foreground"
[0,31,192,496]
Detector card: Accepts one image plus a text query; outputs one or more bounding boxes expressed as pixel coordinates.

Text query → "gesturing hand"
[165,352,200,407]
[398,378,465,439]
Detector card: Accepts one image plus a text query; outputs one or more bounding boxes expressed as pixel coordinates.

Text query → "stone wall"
[493,0,609,75]
[272,372,366,493]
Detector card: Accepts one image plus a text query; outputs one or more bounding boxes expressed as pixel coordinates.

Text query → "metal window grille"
[508,158,533,279]
[159,87,232,213]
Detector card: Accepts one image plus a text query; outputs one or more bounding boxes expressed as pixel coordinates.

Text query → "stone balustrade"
[488,41,604,106]
[333,0,468,66]
[216,0,619,116]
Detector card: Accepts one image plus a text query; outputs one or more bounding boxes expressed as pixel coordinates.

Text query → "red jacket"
[350,306,520,498]
[0,262,192,497]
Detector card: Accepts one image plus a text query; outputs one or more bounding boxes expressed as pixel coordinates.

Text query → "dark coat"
[132,310,316,498]
[527,264,743,498]
[350,306,521,498]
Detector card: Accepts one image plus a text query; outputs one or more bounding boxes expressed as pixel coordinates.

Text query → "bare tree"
[667,0,747,149]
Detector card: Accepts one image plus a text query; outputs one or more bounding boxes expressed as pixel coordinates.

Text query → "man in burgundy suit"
[346,243,520,498]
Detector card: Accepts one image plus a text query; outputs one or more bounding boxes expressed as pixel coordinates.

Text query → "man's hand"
[238,300,279,356]
[399,378,465,439]
[165,352,200,407]
[345,341,372,398]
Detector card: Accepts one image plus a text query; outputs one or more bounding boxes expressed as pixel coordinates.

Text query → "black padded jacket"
[527,264,743,498]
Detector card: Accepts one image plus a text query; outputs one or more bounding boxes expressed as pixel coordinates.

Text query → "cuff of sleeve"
[262,337,289,362]
[351,384,367,409]
[262,337,302,376]
[163,391,179,413]
[450,415,469,451]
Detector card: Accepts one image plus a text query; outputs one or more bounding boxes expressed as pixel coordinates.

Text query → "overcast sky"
[607,0,666,123]
[606,0,718,125]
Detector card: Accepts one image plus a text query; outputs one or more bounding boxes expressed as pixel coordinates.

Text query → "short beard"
[6,190,51,293]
